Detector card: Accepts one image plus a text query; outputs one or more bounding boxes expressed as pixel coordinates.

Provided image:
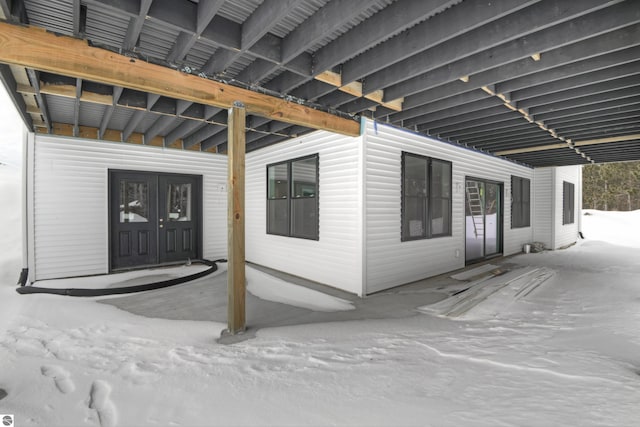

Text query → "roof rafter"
[383,1,640,100]
[345,0,537,86]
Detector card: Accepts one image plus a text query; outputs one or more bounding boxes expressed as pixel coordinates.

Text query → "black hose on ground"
[16,259,226,297]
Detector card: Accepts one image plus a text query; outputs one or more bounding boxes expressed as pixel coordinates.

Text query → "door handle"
[159,218,164,222]
[159,224,164,228]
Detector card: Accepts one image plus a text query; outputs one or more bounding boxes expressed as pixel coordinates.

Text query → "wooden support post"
[226,102,246,335]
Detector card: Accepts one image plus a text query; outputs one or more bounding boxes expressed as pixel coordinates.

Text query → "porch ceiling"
[1,0,639,167]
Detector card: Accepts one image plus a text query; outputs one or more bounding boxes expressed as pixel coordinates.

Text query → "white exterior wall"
[30,135,228,281]
[532,165,581,250]
[553,165,581,249]
[245,130,364,295]
[363,121,534,294]
[533,167,554,248]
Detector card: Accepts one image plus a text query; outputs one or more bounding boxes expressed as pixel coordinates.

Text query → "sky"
[0,82,25,167]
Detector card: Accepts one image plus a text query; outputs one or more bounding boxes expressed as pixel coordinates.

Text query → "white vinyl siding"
[31,135,227,280]
[554,166,581,249]
[533,168,554,248]
[363,121,534,294]
[532,166,581,250]
[245,130,364,295]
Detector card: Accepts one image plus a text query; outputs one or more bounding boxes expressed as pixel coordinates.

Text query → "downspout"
[550,168,557,250]
[360,117,368,298]
[17,128,29,286]
[577,166,583,239]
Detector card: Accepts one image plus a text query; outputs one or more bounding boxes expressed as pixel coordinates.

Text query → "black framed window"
[563,181,575,225]
[267,154,319,240]
[511,176,531,228]
[401,152,452,241]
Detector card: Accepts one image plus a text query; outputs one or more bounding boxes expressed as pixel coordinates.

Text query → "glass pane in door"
[167,183,192,221]
[119,181,149,222]
[465,180,485,261]
[485,183,500,255]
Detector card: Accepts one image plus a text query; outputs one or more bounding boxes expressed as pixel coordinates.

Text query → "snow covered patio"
[1,212,639,426]
[2,162,640,427]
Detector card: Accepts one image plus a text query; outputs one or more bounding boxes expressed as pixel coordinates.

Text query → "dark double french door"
[110,171,201,270]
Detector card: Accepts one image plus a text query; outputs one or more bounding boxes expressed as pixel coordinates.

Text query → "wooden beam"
[575,133,640,146]
[495,143,568,156]
[0,22,360,137]
[315,70,404,111]
[226,103,246,335]
[495,133,640,155]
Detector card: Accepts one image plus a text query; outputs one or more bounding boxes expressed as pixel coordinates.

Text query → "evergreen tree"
[582,161,640,211]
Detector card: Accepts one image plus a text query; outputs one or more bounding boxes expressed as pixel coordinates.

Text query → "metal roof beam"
[315,0,458,76]
[316,90,354,109]
[390,91,497,124]
[238,0,382,87]
[291,80,337,102]
[7,0,28,23]
[517,76,640,110]
[183,123,224,148]
[474,134,569,152]
[534,95,640,122]
[144,115,177,144]
[73,77,82,137]
[547,113,640,135]
[122,0,153,51]
[201,126,232,151]
[437,118,529,139]
[197,0,225,34]
[383,1,640,100]
[529,86,640,116]
[263,0,458,95]
[401,26,640,113]
[243,0,302,49]
[98,86,122,139]
[24,68,51,132]
[349,0,539,87]
[545,104,640,128]
[164,119,201,147]
[471,128,556,146]
[283,0,375,64]
[509,59,640,102]
[204,0,304,75]
[338,97,378,114]
[421,110,519,135]
[0,0,10,19]
[560,124,640,140]
[403,100,505,129]
[166,1,224,64]
[123,110,146,141]
[457,126,546,145]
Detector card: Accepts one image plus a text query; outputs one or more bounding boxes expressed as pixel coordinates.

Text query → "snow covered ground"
[1,164,639,426]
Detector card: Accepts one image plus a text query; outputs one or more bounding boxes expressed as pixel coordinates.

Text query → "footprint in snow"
[88,380,117,427]
[41,365,75,394]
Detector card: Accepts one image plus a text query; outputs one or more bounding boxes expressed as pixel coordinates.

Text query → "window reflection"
[167,183,192,221]
[120,181,149,223]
